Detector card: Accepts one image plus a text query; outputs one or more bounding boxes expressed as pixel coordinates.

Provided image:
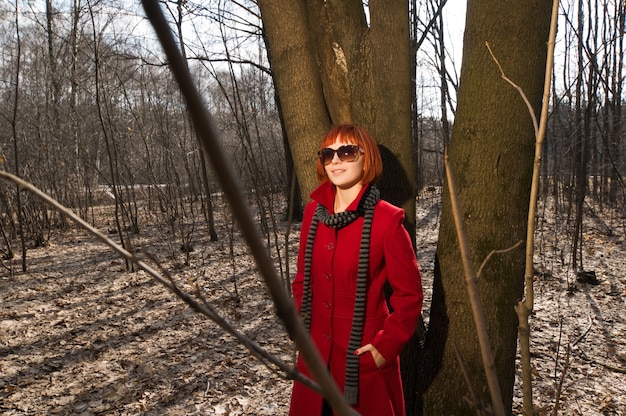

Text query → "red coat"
[289,182,423,416]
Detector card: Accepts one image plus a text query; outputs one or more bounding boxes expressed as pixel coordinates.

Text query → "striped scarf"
[300,184,380,405]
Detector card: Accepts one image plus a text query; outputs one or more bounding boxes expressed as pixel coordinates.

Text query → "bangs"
[316,124,383,184]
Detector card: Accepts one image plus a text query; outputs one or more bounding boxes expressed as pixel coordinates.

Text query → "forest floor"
[0,189,625,415]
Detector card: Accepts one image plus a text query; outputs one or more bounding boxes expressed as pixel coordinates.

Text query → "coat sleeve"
[291,202,317,312]
[371,207,424,362]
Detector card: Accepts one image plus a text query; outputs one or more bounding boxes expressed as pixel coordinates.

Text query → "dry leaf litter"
[0,189,624,415]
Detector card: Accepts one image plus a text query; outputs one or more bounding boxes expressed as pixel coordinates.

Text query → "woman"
[289,124,423,416]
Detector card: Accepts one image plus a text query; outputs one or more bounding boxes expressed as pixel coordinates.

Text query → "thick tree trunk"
[257,0,331,201]
[259,1,418,412]
[421,1,552,414]
[259,0,415,217]
[368,0,415,229]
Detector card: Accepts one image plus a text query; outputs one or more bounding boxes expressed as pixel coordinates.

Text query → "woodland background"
[0,0,624,415]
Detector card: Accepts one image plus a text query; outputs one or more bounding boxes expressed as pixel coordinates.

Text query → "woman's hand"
[355,343,386,368]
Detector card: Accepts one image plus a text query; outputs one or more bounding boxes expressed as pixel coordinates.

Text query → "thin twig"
[571,312,593,347]
[476,240,524,279]
[454,344,492,416]
[576,347,626,374]
[552,343,570,416]
[485,42,539,135]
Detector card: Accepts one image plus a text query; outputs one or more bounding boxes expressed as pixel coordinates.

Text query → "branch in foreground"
[0,170,317,395]
[140,1,358,414]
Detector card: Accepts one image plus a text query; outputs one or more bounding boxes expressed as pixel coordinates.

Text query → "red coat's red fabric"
[289,182,423,416]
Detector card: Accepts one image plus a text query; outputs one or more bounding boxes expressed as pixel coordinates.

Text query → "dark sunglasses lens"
[320,148,335,164]
[337,146,357,161]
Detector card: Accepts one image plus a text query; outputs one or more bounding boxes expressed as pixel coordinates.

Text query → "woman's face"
[323,139,365,190]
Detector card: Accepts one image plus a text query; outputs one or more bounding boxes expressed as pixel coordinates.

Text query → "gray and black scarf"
[300,184,380,405]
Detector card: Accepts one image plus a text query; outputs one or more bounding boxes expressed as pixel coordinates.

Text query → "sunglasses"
[317,145,364,165]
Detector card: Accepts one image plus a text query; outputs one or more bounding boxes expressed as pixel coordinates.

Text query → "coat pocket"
[360,350,381,372]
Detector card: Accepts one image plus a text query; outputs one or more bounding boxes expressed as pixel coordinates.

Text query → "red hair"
[316,124,383,184]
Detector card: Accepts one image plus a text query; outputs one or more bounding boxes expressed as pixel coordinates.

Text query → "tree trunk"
[259,0,418,411]
[10,1,26,272]
[421,1,552,414]
[258,0,415,219]
[257,0,329,200]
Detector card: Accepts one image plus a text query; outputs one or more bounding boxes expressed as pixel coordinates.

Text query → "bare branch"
[0,169,318,393]
[140,1,358,414]
[476,240,524,279]
[485,42,540,136]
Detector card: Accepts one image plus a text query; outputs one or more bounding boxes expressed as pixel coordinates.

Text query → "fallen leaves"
[0,193,624,415]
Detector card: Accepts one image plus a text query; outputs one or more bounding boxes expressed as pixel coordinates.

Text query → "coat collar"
[310,181,371,214]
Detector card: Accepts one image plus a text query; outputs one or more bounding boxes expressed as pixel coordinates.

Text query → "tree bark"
[258,0,418,412]
[257,0,329,201]
[421,1,552,414]
[258,0,415,219]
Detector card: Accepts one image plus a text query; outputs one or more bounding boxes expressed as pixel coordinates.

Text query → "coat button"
[327,243,334,250]
[325,273,332,280]
[324,302,331,309]
[325,334,331,342]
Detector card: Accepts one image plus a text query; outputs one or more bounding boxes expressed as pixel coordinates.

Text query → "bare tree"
[422,0,553,413]
[8,0,26,271]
